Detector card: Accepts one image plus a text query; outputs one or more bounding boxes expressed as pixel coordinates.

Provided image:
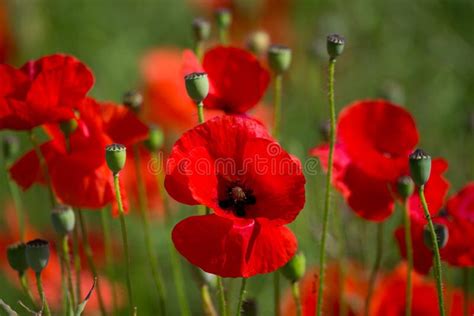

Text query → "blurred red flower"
[0,54,94,130]
[166,115,305,277]
[311,100,449,221]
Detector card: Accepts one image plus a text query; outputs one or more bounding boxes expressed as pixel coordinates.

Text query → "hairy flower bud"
[280,252,306,282]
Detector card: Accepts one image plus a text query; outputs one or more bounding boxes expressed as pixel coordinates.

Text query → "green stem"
[274,272,281,316]
[113,174,135,315]
[402,200,413,316]
[4,161,25,241]
[36,272,51,316]
[195,40,204,61]
[463,268,469,316]
[19,272,37,309]
[291,281,302,316]
[151,151,171,220]
[201,284,218,316]
[217,277,227,316]
[332,204,348,316]
[61,235,76,308]
[272,74,283,139]
[364,223,384,316]
[197,101,205,124]
[316,57,337,316]
[219,28,228,45]
[419,186,446,316]
[76,209,107,316]
[100,208,118,313]
[169,244,191,316]
[236,278,247,316]
[132,145,166,314]
[72,224,82,305]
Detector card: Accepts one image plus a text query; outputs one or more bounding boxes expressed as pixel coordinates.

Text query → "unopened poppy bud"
[59,118,78,138]
[7,242,28,273]
[51,204,75,236]
[423,223,448,250]
[327,34,345,59]
[242,299,258,316]
[280,252,306,282]
[246,30,270,56]
[409,149,432,186]
[192,18,211,42]
[397,176,414,200]
[26,239,50,273]
[214,8,232,29]
[144,125,164,152]
[185,72,209,103]
[2,135,20,161]
[267,45,292,74]
[105,143,127,174]
[123,90,143,113]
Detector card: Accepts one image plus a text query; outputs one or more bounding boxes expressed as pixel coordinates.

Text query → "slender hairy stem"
[291,281,302,316]
[402,200,414,316]
[113,174,134,314]
[274,272,281,316]
[201,284,218,316]
[272,74,283,139]
[236,278,247,316]
[463,268,470,316]
[72,224,82,304]
[19,272,37,309]
[316,58,337,316]
[132,145,166,314]
[4,162,25,241]
[76,209,107,316]
[419,186,446,316]
[35,272,51,316]
[217,277,227,316]
[197,101,205,124]
[364,223,384,316]
[100,208,118,313]
[332,204,348,316]
[61,235,76,308]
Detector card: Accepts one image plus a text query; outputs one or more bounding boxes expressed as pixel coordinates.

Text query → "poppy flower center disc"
[218,185,256,218]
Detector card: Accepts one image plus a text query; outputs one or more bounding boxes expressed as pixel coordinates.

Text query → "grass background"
[1,0,473,314]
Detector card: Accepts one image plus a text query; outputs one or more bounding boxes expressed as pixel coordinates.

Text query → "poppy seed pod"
[214,8,232,29]
[105,143,127,174]
[423,223,448,251]
[59,118,78,138]
[397,176,415,200]
[280,252,306,282]
[51,204,75,236]
[123,90,143,113]
[26,239,50,273]
[246,30,270,56]
[185,72,209,103]
[2,135,20,161]
[192,17,211,42]
[327,34,345,59]
[144,124,164,152]
[409,148,432,186]
[7,242,28,273]
[267,45,292,74]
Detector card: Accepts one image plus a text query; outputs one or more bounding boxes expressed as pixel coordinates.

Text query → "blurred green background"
[1,0,473,315]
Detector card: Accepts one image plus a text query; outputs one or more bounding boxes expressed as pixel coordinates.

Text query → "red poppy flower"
[311,100,449,221]
[9,98,148,212]
[0,54,94,130]
[183,46,270,114]
[166,115,305,277]
[370,263,474,315]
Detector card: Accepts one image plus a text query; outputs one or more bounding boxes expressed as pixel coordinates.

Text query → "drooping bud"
[397,176,415,200]
[26,239,50,273]
[51,204,75,236]
[409,149,432,186]
[423,223,448,250]
[59,118,78,139]
[327,34,345,60]
[184,72,209,103]
[123,90,143,113]
[267,45,292,74]
[280,252,306,282]
[2,135,20,161]
[7,242,28,273]
[144,124,164,152]
[192,17,211,42]
[246,30,270,56]
[105,143,127,174]
[214,8,232,30]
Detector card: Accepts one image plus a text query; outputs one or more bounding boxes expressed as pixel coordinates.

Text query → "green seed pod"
[246,30,270,56]
[192,17,211,42]
[280,252,306,282]
[2,135,20,161]
[327,34,345,60]
[214,8,232,29]
[7,242,28,273]
[51,204,75,236]
[123,90,143,113]
[267,45,292,74]
[59,118,78,139]
[26,239,50,273]
[144,124,164,152]
[105,143,127,174]
[397,176,415,200]
[423,223,448,251]
[409,149,432,186]
[185,72,209,103]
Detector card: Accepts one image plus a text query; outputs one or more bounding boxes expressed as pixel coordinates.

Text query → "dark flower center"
[218,185,256,218]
